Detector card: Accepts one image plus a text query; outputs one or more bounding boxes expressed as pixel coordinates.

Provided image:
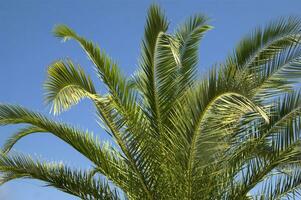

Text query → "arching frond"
[134,4,168,133]
[2,125,46,153]
[253,47,301,99]
[167,65,269,198]
[0,153,120,200]
[0,104,106,166]
[229,17,301,70]
[44,59,96,114]
[175,14,212,93]
[231,90,301,164]
[223,17,301,104]
[0,104,136,190]
[154,32,181,118]
[53,24,133,115]
[231,143,301,199]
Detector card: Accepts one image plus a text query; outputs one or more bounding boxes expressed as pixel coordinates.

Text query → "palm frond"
[44,59,96,114]
[231,90,301,165]
[0,104,131,181]
[175,14,212,93]
[2,125,46,153]
[229,17,301,70]
[2,4,301,200]
[53,24,134,115]
[254,168,301,200]
[0,153,120,200]
[43,55,155,199]
[252,46,301,100]
[0,104,103,165]
[231,143,301,199]
[134,4,168,131]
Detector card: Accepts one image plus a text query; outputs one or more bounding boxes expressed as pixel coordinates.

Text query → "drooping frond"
[0,104,129,179]
[0,153,120,200]
[44,59,96,114]
[0,104,105,165]
[53,24,133,115]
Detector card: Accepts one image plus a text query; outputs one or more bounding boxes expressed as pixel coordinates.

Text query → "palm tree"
[1,4,301,200]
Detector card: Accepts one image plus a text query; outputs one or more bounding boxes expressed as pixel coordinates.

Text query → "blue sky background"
[1,0,301,199]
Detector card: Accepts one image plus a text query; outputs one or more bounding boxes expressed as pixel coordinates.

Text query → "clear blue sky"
[1,0,301,199]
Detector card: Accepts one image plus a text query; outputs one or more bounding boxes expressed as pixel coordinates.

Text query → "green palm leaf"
[0,153,120,200]
[2,4,301,200]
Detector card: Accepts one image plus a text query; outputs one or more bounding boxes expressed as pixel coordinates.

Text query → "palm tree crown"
[1,4,301,200]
